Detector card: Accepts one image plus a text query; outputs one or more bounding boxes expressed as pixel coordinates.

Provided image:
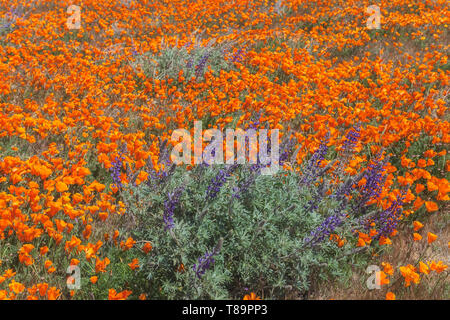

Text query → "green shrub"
[119,130,387,299]
[130,36,241,82]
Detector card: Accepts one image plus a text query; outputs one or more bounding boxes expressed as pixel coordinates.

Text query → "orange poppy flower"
[44,260,53,269]
[177,263,185,273]
[95,257,110,273]
[142,242,152,253]
[9,280,25,294]
[47,287,61,300]
[417,159,427,168]
[377,271,390,285]
[385,292,395,300]
[379,237,392,245]
[419,262,429,274]
[108,289,133,300]
[243,292,261,300]
[128,258,140,270]
[425,201,438,212]
[427,181,438,192]
[428,261,448,273]
[70,259,80,266]
[415,184,425,194]
[357,238,366,247]
[37,283,48,297]
[120,237,136,251]
[83,225,92,240]
[413,197,424,211]
[427,232,437,244]
[381,262,394,276]
[55,181,68,192]
[413,221,424,231]
[399,264,420,287]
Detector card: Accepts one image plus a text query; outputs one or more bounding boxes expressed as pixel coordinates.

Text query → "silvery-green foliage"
[0,10,20,37]
[122,151,381,299]
[130,35,239,81]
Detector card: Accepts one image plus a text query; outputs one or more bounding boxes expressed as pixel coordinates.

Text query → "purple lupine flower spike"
[163,186,184,231]
[195,52,210,78]
[231,47,246,63]
[342,125,361,156]
[369,189,407,239]
[110,144,127,189]
[193,238,223,279]
[300,132,330,185]
[206,164,238,200]
[304,211,347,247]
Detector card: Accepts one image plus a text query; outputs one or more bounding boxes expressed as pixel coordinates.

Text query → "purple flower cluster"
[145,139,175,188]
[195,52,210,78]
[163,187,184,230]
[369,190,406,239]
[110,144,127,189]
[279,134,297,166]
[2,7,23,29]
[360,153,387,200]
[300,132,330,185]
[232,127,296,199]
[193,251,216,279]
[302,128,369,247]
[206,164,238,200]
[186,58,193,69]
[231,47,246,63]
[193,239,223,279]
[232,173,256,199]
[330,174,357,204]
[305,211,347,247]
[342,125,361,155]
[351,152,388,215]
[131,45,138,57]
[304,180,326,211]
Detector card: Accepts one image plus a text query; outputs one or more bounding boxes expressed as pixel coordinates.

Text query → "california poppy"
[427,232,437,244]
[243,292,261,300]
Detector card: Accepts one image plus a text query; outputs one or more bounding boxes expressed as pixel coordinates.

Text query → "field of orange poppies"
[0,0,448,300]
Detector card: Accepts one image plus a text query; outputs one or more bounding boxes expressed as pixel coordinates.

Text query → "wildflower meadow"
[0,0,448,301]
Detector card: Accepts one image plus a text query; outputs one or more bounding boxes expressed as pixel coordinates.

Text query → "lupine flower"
[193,238,223,279]
[193,251,215,279]
[304,180,327,211]
[163,186,184,230]
[279,134,297,166]
[1,6,24,30]
[206,164,238,200]
[351,152,388,215]
[300,132,330,185]
[145,139,176,188]
[110,146,126,189]
[186,58,193,69]
[232,174,257,199]
[231,47,246,63]
[369,189,407,239]
[304,210,347,247]
[195,52,210,78]
[341,125,361,157]
[359,152,387,200]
